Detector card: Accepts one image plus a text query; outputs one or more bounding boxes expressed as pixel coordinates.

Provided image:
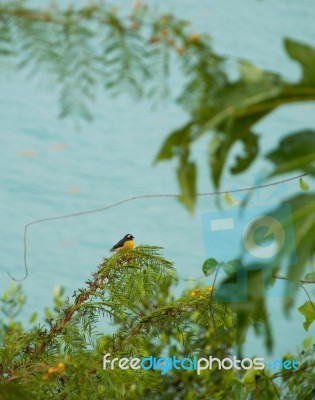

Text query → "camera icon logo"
[243,215,286,260]
[201,203,296,302]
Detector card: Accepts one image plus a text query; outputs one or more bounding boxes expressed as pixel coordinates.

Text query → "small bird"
[110,234,135,252]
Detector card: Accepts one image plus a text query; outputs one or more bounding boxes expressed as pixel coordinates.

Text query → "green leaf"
[239,61,264,83]
[304,271,315,282]
[2,291,9,301]
[263,194,315,312]
[29,312,37,324]
[267,130,315,176]
[243,367,262,391]
[285,194,315,284]
[299,177,310,191]
[221,259,241,275]
[209,133,231,188]
[177,157,196,212]
[303,336,312,348]
[298,301,315,331]
[154,123,192,163]
[230,131,259,175]
[208,125,260,188]
[53,285,64,299]
[44,307,52,320]
[224,192,239,206]
[202,258,219,276]
[284,38,315,85]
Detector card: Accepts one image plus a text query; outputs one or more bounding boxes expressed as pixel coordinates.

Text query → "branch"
[33,272,108,357]
[274,274,315,285]
[270,361,315,380]
[274,274,315,314]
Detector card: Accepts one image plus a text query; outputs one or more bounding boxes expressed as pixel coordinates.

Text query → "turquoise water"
[1,0,315,362]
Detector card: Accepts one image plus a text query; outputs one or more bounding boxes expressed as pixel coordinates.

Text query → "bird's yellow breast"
[122,240,134,250]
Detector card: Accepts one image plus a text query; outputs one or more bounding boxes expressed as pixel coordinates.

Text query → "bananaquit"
[110,234,134,252]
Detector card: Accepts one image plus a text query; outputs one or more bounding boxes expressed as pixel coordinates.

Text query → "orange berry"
[189,33,200,43]
[57,362,66,372]
[176,47,185,55]
[149,37,160,44]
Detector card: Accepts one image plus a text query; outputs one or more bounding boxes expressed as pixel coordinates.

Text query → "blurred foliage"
[0,1,314,200]
[1,1,315,397]
[0,247,314,399]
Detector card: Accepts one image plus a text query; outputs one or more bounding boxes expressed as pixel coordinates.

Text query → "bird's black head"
[125,234,134,240]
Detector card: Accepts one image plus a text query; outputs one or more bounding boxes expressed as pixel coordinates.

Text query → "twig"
[270,361,315,380]
[274,274,315,314]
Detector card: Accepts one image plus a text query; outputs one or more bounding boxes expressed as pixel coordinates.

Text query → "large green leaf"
[208,132,232,188]
[177,155,196,212]
[287,194,315,279]
[230,130,259,175]
[156,37,315,203]
[263,194,315,311]
[298,301,315,331]
[220,268,273,352]
[202,258,219,276]
[154,123,192,162]
[304,271,315,282]
[285,38,315,86]
[266,130,315,176]
[221,258,242,275]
